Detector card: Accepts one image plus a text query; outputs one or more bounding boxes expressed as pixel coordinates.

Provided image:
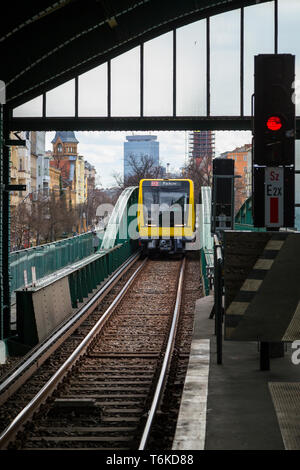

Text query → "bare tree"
[182,155,212,202]
[114,154,163,190]
[234,175,248,214]
[10,189,81,249]
[80,188,115,230]
[41,191,79,242]
[30,192,51,246]
[11,203,32,250]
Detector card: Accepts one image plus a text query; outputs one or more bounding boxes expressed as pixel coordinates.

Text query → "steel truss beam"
[9,116,253,132]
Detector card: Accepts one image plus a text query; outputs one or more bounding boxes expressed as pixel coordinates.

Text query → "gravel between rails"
[1,255,202,450]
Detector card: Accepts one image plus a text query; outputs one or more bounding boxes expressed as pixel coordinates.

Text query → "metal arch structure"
[1,0,281,132]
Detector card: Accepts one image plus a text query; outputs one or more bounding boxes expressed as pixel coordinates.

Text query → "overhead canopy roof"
[1,0,269,109]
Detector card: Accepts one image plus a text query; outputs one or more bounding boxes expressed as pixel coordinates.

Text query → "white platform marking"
[172,339,210,450]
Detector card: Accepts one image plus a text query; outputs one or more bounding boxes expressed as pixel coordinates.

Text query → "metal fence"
[234,196,266,232]
[10,231,104,293]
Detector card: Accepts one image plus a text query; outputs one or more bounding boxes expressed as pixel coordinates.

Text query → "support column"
[0,104,3,340]
[1,105,11,339]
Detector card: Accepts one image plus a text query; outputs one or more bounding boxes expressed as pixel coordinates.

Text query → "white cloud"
[215,131,252,156]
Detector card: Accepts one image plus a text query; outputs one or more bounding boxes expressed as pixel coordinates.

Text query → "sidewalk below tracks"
[173,295,300,451]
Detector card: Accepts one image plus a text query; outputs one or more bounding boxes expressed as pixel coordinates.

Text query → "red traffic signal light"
[266,116,282,131]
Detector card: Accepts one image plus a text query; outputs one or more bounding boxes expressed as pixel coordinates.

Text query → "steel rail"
[138,256,186,450]
[0,250,141,405]
[0,256,147,449]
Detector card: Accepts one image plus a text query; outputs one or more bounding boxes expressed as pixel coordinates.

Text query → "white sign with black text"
[264,167,284,228]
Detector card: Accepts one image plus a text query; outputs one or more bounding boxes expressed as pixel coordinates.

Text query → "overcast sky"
[45,130,252,188]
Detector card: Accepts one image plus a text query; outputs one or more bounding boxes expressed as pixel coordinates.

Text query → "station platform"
[173,295,300,451]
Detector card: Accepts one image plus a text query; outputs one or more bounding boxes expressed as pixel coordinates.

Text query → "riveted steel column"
[240,7,244,117]
[0,105,3,339]
[274,0,278,54]
[206,17,210,117]
[2,106,10,339]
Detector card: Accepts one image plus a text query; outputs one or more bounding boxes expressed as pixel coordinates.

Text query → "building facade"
[49,166,61,192]
[30,131,50,198]
[124,135,159,181]
[50,131,86,207]
[220,143,252,211]
[10,131,31,208]
[85,161,96,194]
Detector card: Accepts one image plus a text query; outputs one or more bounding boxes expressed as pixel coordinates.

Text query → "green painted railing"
[13,239,139,351]
[234,196,266,232]
[10,231,104,293]
[68,240,137,308]
[11,184,139,296]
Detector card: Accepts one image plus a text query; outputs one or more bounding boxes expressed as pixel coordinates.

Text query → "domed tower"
[50,131,85,210]
[50,132,80,208]
[51,131,79,158]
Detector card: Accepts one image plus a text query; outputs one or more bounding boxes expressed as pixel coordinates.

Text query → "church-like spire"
[51,131,79,144]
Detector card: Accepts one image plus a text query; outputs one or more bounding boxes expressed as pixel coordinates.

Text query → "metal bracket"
[4,185,26,192]
[5,132,26,147]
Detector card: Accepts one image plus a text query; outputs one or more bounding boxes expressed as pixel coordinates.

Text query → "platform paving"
[173,295,300,450]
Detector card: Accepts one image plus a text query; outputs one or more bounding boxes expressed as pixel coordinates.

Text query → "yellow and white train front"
[137,179,195,254]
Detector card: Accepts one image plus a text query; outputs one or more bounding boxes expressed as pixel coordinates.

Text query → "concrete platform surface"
[173,295,300,450]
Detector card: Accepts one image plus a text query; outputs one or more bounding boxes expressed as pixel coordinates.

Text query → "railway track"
[0,253,201,450]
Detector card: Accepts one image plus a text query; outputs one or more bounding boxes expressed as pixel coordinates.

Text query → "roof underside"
[1,0,270,109]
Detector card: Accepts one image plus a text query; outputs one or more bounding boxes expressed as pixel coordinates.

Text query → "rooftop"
[51,131,79,144]
[126,135,157,142]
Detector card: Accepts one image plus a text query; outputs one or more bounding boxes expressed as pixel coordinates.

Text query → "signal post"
[253,54,295,229]
[253,54,296,369]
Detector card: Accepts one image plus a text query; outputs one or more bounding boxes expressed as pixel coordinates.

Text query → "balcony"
[18,170,30,181]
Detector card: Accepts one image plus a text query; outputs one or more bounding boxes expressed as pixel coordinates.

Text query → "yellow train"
[137,178,196,254]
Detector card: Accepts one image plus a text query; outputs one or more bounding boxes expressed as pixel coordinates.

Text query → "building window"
[57,144,62,153]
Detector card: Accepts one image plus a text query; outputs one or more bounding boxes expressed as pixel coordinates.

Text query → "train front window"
[159,191,188,209]
[142,181,190,226]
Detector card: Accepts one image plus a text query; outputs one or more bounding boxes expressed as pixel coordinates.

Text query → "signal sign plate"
[265,167,284,227]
